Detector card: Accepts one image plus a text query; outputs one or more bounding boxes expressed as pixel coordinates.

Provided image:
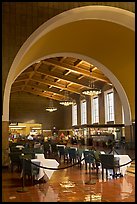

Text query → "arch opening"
[3,5,134,127]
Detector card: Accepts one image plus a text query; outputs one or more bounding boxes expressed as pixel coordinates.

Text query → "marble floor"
[2,146,135,202]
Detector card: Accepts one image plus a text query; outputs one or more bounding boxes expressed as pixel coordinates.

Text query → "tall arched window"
[104,89,115,123]
[81,100,87,125]
[92,96,99,124]
[72,103,77,126]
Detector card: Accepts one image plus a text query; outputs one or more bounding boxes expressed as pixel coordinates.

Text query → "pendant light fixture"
[59,90,75,106]
[45,99,57,112]
[82,66,101,96]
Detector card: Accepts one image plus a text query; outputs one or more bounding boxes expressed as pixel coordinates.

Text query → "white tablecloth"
[56,144,66,148]
[107,154,132,177]
[114,154,132,176]
[31,157,59,180]
[16,145,24,150]
[35,153,45,160]
[34,143,41,148]
[100,151,105,154]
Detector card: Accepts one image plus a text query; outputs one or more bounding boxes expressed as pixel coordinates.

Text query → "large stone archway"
[2,6,135,165]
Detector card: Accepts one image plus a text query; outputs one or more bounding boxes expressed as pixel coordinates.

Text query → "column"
[125,125,135,149]
[2,121,10,166]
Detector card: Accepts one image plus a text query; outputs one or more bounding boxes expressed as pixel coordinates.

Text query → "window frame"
[72,103,78,126]
[91,96,99,124]
[104,88,115,123]
[81,99,87,125]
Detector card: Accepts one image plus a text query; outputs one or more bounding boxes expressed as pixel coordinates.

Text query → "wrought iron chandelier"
[59,90,76,106]
[82,66,101,96]
[45,99,57,112]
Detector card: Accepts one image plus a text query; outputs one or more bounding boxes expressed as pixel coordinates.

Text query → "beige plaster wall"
[12,20,135,121]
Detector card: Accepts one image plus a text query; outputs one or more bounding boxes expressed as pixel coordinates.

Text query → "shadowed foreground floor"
[2,163,135,202]
[2,147,135,202]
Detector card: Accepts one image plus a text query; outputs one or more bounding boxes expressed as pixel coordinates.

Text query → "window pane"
[105,91,114,122]
[92,97,99,123]
[72,104,77,126]
[81,100,87,125]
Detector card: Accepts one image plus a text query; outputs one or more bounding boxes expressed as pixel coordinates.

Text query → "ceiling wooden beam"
[14,76,82,94]
[64,70,71,76]
[59,57,67,62]
[36,68,90,88]
[21,61,42,91]
[77,75,84,80]
[11,86,62,101]
[43,58,110,83]
[26,84,65,97]
[73,59,82,66]
[23,88,63,101]
[31,76,81,94]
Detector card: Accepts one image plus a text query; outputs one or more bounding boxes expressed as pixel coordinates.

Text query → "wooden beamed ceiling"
[11,57,112,101]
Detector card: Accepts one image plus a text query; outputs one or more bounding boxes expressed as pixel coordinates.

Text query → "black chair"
[67,148,78,164]
[93,150,101,175]
[22,159,40,185]
[43,142,51,158]
[22,148,35,159]
[57,146,68,163]
[77,149,84,168]
[9,143,17,148]
[99,154,118,179]
[9,152,22,172]
[33,148,44,154]
[83,150,96,174]
[50,143,58,156]
[114,156,121,177]
[10,146,23,153]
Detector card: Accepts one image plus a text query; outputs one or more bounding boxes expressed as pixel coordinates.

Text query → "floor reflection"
[84,193,102,202]
[120,177,133,200]
[37,185,59,202]
[2,147,135,202]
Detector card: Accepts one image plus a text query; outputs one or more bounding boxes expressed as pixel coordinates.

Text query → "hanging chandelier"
[59,90,75,106]
[82,82,101,96]
[82,66,101,96]
[45,99,57,112]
